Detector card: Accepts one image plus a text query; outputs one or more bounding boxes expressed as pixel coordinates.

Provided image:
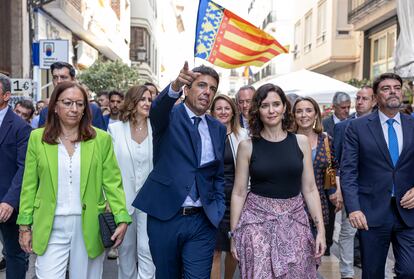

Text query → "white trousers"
[118,210,155,279]
[36,215,105,279]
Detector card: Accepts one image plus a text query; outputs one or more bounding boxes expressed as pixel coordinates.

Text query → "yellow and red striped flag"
[194,0,288,69]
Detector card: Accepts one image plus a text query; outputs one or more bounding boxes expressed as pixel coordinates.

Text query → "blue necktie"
[189,116,202,202]
[386,119,399,196]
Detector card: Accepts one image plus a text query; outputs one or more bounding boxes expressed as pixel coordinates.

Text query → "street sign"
[11,79,33,95]
[39,39,69,69]
[10,79,33,108]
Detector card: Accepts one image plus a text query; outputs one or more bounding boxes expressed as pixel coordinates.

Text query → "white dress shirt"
[56,142,82,216]
[378,110,403,156]
[333,113,342,124]
[0,106,8,128]
[167,85,215,207]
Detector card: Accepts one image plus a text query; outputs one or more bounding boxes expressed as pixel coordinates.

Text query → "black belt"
[180,207,203,216]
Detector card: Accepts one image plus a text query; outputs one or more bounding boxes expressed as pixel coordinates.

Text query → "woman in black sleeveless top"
[230,84,326,279]
[210,94,249,279]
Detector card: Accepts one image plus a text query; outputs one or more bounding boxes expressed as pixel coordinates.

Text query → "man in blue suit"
[133,62,226,278]
[341,73,414,278]
[334,85,376,278]
[0,74,31,279]
[38,62,105,130]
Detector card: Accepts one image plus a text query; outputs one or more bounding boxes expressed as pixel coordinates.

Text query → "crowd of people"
[0,59,413,279]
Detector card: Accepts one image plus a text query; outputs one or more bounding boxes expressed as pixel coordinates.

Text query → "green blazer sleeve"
[98,130,131,224]
[17,129,41,225]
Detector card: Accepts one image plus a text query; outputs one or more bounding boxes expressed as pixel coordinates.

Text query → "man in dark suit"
[322,91,351,137]
[342,73,414,278]
[0,74,31,279]
[133,62,226,278]
[334,86,376,279]
[322,91,351,256]
[236,85,255,129]
[38,62,105,130]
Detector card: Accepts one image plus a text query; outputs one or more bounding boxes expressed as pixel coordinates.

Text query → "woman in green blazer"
[17,81,131,279]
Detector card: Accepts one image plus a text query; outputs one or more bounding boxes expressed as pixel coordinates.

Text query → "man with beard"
[341,73,414,278]
[104,90,124,130]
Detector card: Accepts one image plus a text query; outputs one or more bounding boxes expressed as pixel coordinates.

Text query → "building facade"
[291,0,361,82]
[248,0,293,85]
[348,0,397,79]
[1,0,132,100]
[0,0,31,79]
[130,0,159,84]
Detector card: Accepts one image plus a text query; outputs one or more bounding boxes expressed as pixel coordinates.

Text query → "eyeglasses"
[57,99,85,109]
[238,99,252,105]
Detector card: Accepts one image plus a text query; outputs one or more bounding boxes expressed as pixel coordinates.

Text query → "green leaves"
[78,59,142,93]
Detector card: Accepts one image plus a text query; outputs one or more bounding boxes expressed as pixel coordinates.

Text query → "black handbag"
[98,212,116,248]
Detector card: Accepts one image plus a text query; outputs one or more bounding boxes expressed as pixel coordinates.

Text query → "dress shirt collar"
[378,110,401,126]
[183,103,206,123]
[0,106,9,128]
[332,113,342,124]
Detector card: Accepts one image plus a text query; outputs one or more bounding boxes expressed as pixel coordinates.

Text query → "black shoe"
[324,249,331,256]
[0,258,6,272]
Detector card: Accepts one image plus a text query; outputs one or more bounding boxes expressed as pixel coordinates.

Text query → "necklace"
[61,133,77,141]
[134,122,146,132]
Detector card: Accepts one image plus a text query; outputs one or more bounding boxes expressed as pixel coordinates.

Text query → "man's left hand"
[0,203,14,222]
[401,187,414,209]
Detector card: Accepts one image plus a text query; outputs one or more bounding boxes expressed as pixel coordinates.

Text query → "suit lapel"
[366,112,393,167]
[0,108,13,145]
[397,114,414,167]
[80,139,95,199]
[124,122,136,179]
[43,142,58,198]
[206,115,220,160]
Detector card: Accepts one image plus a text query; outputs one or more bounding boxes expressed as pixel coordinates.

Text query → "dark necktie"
[386,118,399,196]
[189,116,202,201]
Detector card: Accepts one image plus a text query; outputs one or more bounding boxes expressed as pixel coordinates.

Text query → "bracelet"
[18,227,31,233]
[228,230,234,239]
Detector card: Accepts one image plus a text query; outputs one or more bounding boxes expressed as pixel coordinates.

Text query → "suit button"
[82,204,86,210]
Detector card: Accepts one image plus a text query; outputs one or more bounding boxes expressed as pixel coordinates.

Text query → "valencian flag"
[194,0,288,69]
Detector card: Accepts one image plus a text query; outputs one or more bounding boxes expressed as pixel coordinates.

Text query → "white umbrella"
[394,0,414,79]
[252,69,358,104]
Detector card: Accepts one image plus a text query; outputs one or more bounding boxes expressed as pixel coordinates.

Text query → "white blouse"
[56,142,82,216]
[130,136,151,193]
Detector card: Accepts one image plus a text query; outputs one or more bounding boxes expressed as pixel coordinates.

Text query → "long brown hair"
[292,96,323,134]
[210,94,241,137]
[42,81,96,144]
[119,85,151,126]
[248,83,292,138]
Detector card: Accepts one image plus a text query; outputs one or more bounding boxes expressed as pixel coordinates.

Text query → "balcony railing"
[348,0,390,23]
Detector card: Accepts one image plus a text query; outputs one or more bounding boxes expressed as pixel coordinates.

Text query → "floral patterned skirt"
[234,192,319,279]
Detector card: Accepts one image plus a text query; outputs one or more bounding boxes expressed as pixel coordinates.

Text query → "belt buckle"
[182,207,190,216]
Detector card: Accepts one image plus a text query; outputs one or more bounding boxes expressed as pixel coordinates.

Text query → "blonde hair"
[210,94,241,138]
